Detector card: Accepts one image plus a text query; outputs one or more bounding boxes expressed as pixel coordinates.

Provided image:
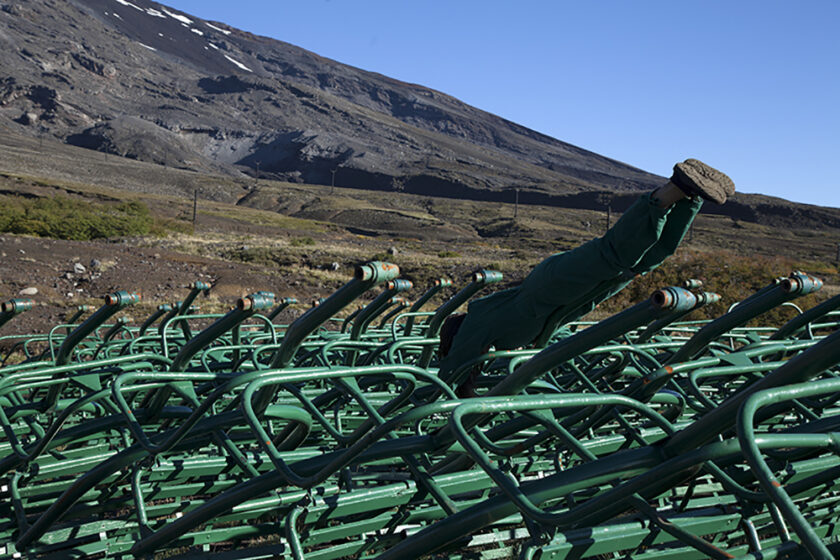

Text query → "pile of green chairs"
[1,262,840,560]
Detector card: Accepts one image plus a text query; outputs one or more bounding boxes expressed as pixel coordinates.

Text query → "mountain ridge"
[1,0,663,196]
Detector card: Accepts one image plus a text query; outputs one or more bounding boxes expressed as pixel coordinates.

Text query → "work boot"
[670,159,735,204]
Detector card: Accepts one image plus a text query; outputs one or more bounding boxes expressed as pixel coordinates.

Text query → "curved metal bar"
[403,278,452,336]
[737,380,840,560]
[268,262,400,370]
[417,270,504,368]
[55,291,140,366]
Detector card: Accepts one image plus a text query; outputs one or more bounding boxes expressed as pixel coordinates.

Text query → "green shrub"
[438,250,461,258]
[289,237,315,247]
[0,195,155,240]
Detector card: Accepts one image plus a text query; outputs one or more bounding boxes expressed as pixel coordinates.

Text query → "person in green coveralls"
[438,159,735,395]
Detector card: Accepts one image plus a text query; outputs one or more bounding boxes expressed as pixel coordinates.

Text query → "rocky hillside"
[1,0,839,234]
[0,0,663,200]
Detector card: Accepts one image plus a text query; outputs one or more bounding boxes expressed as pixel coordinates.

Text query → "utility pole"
[605,204,611,232]
[192,189,198,226]
[836,242,840,263]
[331,168,337,195]
[513,188,519,221]
[254,160,261,181]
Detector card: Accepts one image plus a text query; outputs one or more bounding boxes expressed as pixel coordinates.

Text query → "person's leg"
[522,192,674,312]
[631,195,703,275]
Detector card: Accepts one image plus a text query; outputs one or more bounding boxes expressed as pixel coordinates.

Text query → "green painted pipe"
[268,262,400,370]
[535,275,708,348]
[169,293,275,372]
[737,379,840,559]
[175,281,212,340]
[157,300,184,336]
[64,304,93,327]
[101,316,131,343]
[404,278,452,336]
[0,298,34,329]
[267,297,298,321]
[635,291,720,343]
[770,291,840,340]
[55,291,140,366]
[476,287,698,396]
[137,304,171,338]
[377,297,410,329]
[666,272,822,365]
[664,324,840,457]
[418,270,503,368]
[350,279,413,341]
[155,282,210,337]
[138,293,275,420]
[340,305,364,334]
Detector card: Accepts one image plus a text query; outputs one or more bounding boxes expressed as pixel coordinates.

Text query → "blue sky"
[164,1,839,209]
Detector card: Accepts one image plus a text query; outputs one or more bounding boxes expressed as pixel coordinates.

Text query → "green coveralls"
[438,193,703,381]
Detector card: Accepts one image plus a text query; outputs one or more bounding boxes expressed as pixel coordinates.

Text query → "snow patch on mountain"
[224,54,252,72]
[161,7,192,25]
[205,22,231,36]
[114,0,143,11]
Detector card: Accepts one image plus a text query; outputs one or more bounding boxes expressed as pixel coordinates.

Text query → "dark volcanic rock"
[0,0,662,198]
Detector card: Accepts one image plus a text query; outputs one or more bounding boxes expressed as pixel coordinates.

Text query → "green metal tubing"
[403,278,452,336]
[174,281,211,340]
[384,425,829,560]
[15,406,283,550]
[267,297,298,321]
[169,293,275,372]
[138,293,274,420]
[635,291,720,344]
[340,305,364,333]
[664,324,840,458]
[1,298,34,315]
[64,304,92,327]
[0,298,34,330]
[376,444,662,560]
[285,505,307,560]
[268,262,400,370]
[533,274,709,349]
[130,396,467,556]
[137,304,171,337]
[155,281,209,338]
[178,281,211,314]
[350,279,413,341]
[376,297,409,329]
[737,379,840,559]
[101,316,131,343]
[448,395,675,526]
[770,291,840,340]
[157,300,184,336]
[727,276,786,311]
[418,270,503,368]
[477,287,698,396]
[54,291,140,366]
[666,272,822,365]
